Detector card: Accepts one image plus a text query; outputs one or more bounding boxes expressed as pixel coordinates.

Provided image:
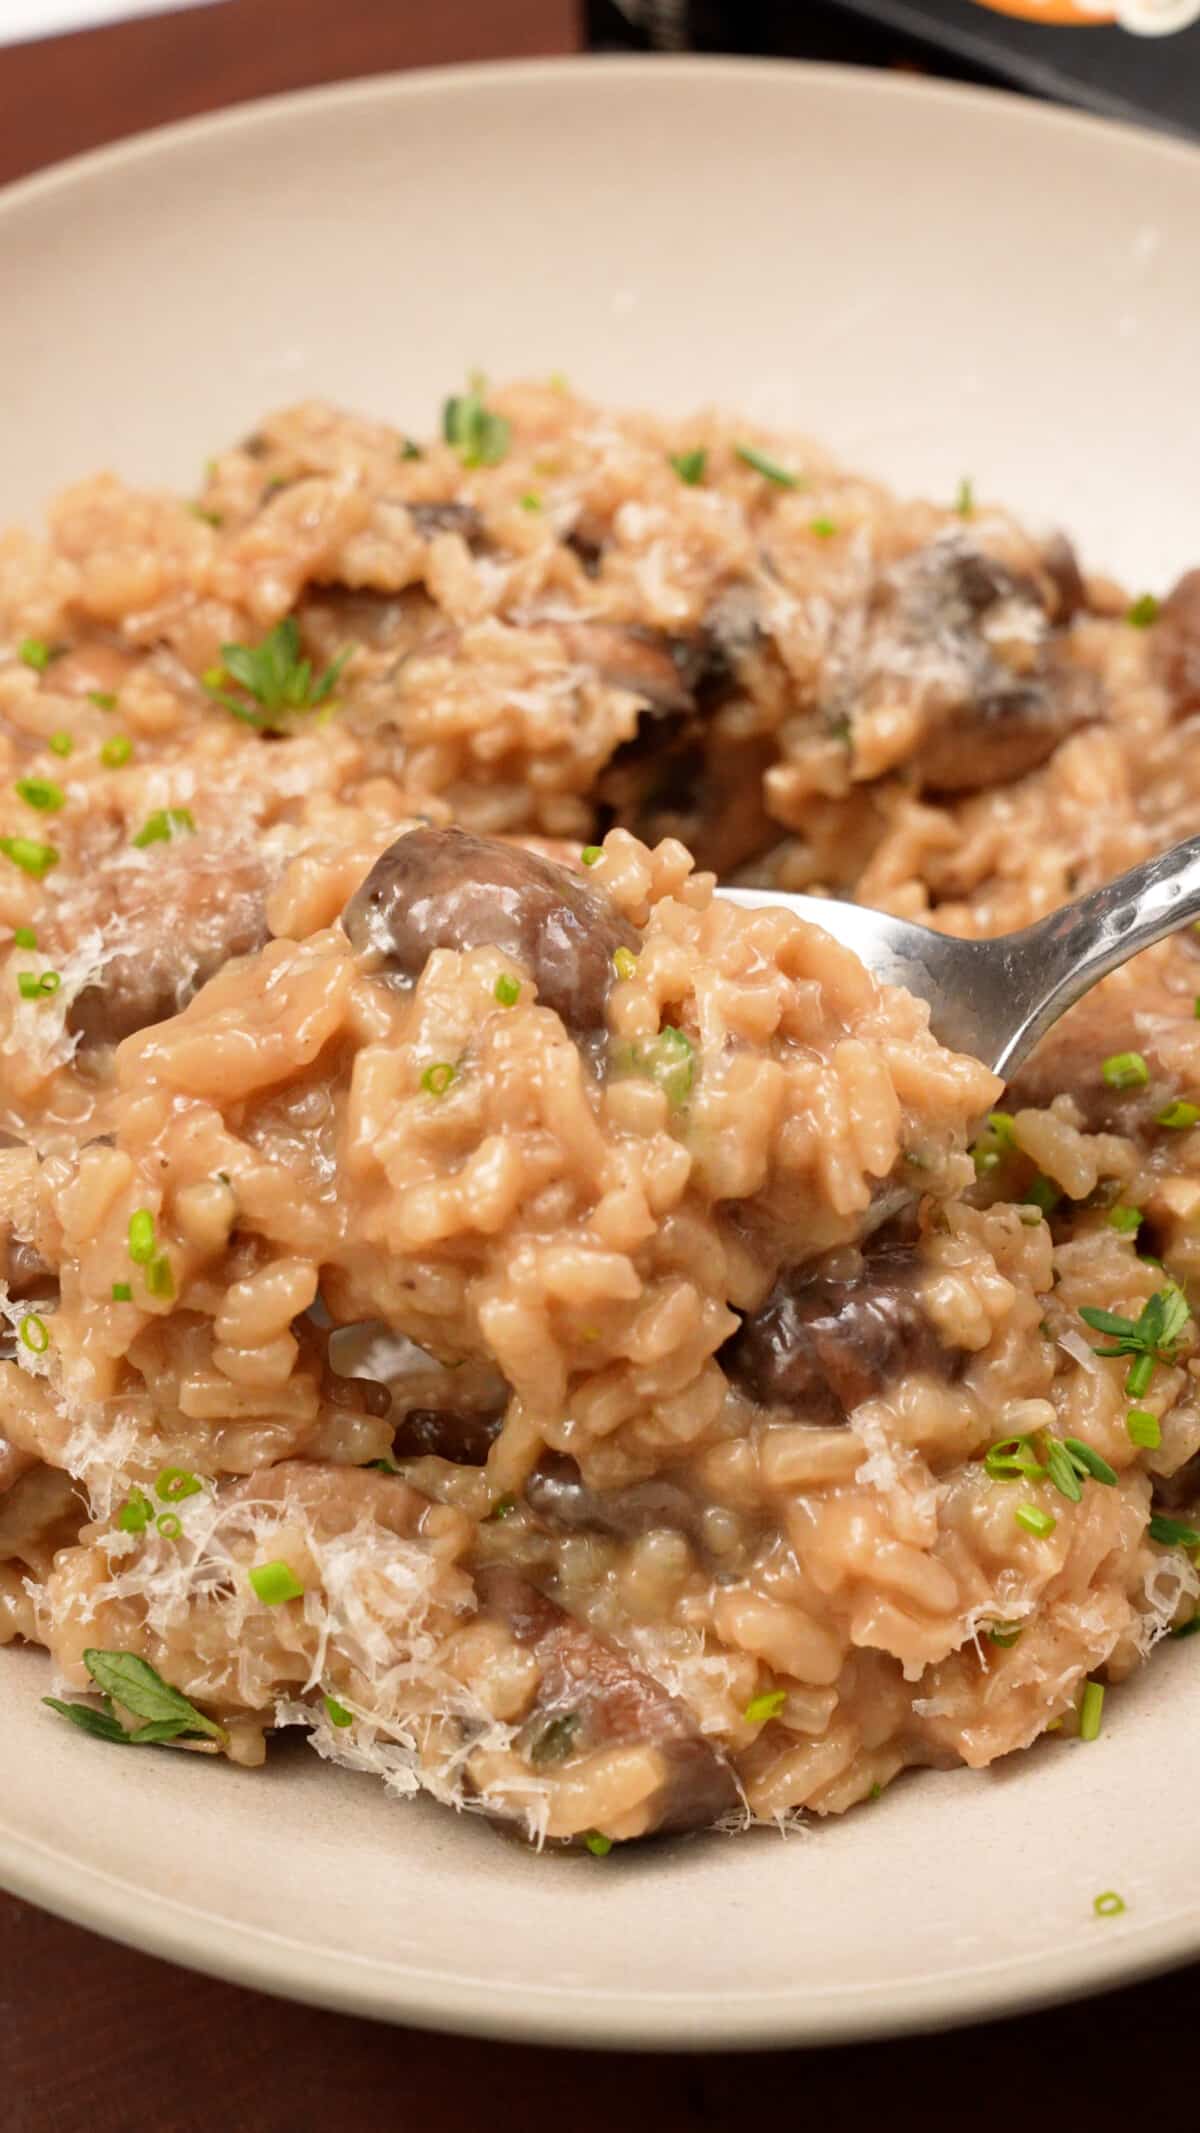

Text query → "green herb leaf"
[1062,1437,1118,1487]
[323,1692,353,1728]
[809,516,838,538]
[117,1490,153,1535]
[1107,1205,1142,1235]
[669,448,707,485]
[988,1622,1022,1648]
[203,617,350,730]
[1127,594,1160,628]
[1044,1437,1083,1503]
[1080,1287,1191,1368]
[82,1649,226,1742]
[87,690,118,712]
[1126,1408,1161,1449]
[494,973,521,1007]
[48,732,73,759]
[954,476,974,518]
[442,387,510,469]
[734,442,801,489]
[1015,1503,1056,1539]
[43,1696,132,1744]
[100,734,133,768]
[583,1831,613,1856]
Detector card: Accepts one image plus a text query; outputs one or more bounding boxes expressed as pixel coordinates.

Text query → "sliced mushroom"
[476,1564,738,1836]
[723,1243,959,1420]
[62,843,271,1051]
[406,501,486,548]
[836,536,1102,796]
[342,826,639,1035]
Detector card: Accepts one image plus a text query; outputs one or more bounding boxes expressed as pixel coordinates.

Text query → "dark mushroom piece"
[476,1564,738,1837]
[722,1242,960,1421]
[406,501,486,549]
[843,537,1103,796]
[1005,989,1180,1140]
[525,1454,708,1547]
[342,826,639,1036]
[1157,569,1200,721]
[63,844,271,1052]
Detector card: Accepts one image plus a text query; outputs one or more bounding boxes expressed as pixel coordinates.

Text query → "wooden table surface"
[0,6,1193,2126]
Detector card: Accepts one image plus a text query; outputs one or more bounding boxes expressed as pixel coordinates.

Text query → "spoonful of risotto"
[724,836,1200,1078]
[345,823,1200,1083]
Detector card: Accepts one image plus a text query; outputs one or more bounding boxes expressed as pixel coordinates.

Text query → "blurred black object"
[587,0,1200,139]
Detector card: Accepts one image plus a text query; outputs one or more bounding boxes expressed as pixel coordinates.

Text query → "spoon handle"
[991,831,1200,1078]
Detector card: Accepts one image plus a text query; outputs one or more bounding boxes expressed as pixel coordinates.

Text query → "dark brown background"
[0,5,1192,2126]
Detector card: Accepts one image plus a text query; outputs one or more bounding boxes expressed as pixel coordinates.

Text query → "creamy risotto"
[2,379,1199,1847]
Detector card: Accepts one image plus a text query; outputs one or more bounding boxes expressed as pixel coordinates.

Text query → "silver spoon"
[721,833,1200,1079]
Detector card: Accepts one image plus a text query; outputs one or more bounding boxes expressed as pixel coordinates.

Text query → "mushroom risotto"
[2,378,1200,1848]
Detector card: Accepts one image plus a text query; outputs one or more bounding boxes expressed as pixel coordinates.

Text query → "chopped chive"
[868,1782,883,1801]
[988,1622,1022,1647]
[584,1831,613,1857]
[1156,1100,1200,1130]
[1126,1353,1155,1398]
[1108,1205,1142,1234]
[1093,1890,1126,1917]
[127,1209,156,1264]
[494,973,521,1007]
[954,476,974,518]
[111,1281,132,1303]
[100,734,133,768]
[1023,1175,1062,1215]
[421,1061,456,1097]
[519,491,542,512]
[1015,1503,1056,1538]
[17,638,53,672]
[87,690,118,712]
[1126,1409,1161,1448]
[117,1490,152,1535]
[323,1693,353,1728]
[668,448,707,485]
[155,1467,203,1503]
[399,438,423,461]
[17,968,58,1000]
[809,516,838,538]
[1127,593,1160,628]
[612,946,638,981]
[734,442,801,489]
[744,1689,787,1724]
[248,1559,304,1605]
[15,777,65,812]
[580,845,603,866]
[12,926,36,949]
[145,1252,175,1300]
[155,1511,182,1540]
[1017,1204,1045,1227]
[47,732,73,759]
[988,1112,1016,1146]
[132,807,195,848]
[984,1434,1046,1484]
[1079,1680,1105,1741]
[187,503,223,527]
[1149,1513,1200,1548]
[1101,1051,1149,1089]
[0,836,58,879]
[487,1493,517,1522]
[19,1313,48,1354]
[620,1025,695,1110]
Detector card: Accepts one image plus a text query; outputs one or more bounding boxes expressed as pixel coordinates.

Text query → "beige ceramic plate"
[2,57,1200,2049]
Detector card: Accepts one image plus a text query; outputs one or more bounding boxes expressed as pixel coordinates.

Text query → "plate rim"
[3,50,1200,2049]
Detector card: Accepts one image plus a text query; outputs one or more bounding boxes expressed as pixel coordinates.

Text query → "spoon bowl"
[722,831,1200,1078]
